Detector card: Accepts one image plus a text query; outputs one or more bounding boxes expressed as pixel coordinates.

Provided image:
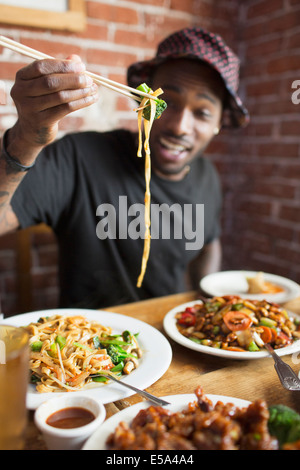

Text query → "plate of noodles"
[200,270,300,304]
[1,308,172,409]
[163,297,300,360]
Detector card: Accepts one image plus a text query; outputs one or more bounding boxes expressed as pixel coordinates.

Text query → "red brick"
[245,37,283,59]
[280,120,300,136]
[86,1,139,25]
[267,54,300,74]
[20,38,83,59]
[0,61,28,79]
[114,29,154,49]
[239,233,272,256]
[87,47,137,68]
[246,0,284,19]
[257,142,299,158]
[252,180,296,199]
[279,204,300,222]
[275,242,300,265]
[246,79,279,97]
[77,23,108,41]
[236,199,273,217]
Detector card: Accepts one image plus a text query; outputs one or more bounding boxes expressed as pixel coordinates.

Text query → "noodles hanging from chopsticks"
[135,89,163,288]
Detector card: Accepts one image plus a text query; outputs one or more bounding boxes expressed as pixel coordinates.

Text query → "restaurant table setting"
[1,270,300,451]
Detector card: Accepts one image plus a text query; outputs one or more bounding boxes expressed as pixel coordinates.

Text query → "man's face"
[149,59,225,180]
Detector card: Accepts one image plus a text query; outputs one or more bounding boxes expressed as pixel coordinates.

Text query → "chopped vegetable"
[247,341,260,351]
[268,404,300,447]
[136,83,167,120]
[177,311,196,326]
[260,326,277,343]
[223,310,253,331]
[175,296,300,353]
[30,341,43,351]
[260,317,277,328]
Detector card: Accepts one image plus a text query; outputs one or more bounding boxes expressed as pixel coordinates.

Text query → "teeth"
[160,137,186,152]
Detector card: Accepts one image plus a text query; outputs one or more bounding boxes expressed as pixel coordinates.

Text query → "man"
[0,27,248,309]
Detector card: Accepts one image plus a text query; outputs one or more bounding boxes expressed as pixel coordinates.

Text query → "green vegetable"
[259,317,277,328]
[111,362,125,373]
[137,83,151,94]
[268,404,300,447]
[231,303,244,311]
[189,337,202,344]
[92,362,124,382]
[136,83,167,121]
[55,335,66,350]
[212,326,220,335]
[30,341,43,351]
[122,330,133,343]
[247,341,260,351]
[93,335,101,349]
[105,344,135,365]
[30,373,40,384]
[73,342,93,351]
[92,375,108,383]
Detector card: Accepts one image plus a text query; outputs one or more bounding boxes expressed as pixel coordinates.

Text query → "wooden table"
[24,291,300,450]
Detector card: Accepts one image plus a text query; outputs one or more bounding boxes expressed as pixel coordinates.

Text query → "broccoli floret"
[268,404,300,447]
[136,83,167,121]
[106,344,128,365]
[142,98,167,121]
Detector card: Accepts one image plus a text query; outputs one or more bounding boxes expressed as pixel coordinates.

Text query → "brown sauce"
[46,407,95,429]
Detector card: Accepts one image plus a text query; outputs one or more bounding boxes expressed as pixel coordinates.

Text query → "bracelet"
[1,130,36,172]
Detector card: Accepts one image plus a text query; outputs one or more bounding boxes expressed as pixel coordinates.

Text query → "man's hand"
[8,55,98,165]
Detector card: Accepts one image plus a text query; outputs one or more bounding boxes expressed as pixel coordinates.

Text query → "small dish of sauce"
[46,407,95,429]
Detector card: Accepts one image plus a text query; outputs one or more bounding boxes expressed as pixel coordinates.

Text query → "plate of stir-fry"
[163,296,300,359]
[1,308,172,409]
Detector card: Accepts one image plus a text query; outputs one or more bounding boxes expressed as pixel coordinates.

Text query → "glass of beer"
[0,324,29,450]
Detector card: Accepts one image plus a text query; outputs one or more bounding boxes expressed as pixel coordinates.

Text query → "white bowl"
[34,395,106,450]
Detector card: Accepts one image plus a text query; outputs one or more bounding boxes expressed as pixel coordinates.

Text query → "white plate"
[83,393,251,450]
[163,300,300,360]
[1,308,172,409]
[200,270,300,304]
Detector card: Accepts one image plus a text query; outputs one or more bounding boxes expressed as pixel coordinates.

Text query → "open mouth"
[158,136,191,161]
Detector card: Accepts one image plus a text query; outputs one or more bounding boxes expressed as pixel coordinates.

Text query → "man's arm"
[0,55,98,235]
[186,238,222,290]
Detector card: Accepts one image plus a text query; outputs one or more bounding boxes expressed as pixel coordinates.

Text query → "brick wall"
[212,0,300,285]
[0,0,299,315]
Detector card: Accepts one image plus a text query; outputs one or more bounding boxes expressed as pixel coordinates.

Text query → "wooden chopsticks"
[0,35,154,102]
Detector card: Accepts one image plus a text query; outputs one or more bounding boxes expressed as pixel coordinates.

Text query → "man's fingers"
[16,57,86,80]
[30,83,98,112]
[20,72,94,98]
[37,92,99,124]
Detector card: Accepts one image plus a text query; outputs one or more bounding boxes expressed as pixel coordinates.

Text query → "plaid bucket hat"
[127,27,249,128]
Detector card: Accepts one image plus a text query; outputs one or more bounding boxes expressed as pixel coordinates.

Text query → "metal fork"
[93,373,170,406]
[264,343,300,391]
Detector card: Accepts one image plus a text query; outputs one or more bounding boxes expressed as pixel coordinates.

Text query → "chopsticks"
[0,35,154,102]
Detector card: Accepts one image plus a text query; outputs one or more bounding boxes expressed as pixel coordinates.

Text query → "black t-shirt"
[11,130,222,308]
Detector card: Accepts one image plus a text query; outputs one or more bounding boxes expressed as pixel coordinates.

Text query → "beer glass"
[0,325,29,450]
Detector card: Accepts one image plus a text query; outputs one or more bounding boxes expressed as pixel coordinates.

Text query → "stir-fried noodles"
[135,85,165,288]
[25,315,142,393]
